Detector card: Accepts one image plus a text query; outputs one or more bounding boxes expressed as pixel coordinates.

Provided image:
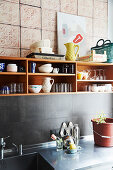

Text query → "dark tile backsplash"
[0,94,112,146]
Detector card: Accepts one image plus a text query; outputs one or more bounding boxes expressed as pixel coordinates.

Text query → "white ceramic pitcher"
[42,77,54,93]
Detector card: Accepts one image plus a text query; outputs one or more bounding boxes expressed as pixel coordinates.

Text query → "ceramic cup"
[7,64,17,72]
[53,68,59,74]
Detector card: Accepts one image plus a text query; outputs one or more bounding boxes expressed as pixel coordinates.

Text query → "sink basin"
[0,153,37,170]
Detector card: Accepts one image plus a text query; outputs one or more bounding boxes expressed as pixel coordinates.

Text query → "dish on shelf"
[38,66,53,73]
[28,85,42,93]
[7,64,17,72]
[40,64,52,67]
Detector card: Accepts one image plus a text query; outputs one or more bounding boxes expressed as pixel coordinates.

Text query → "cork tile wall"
[0,0,108,57]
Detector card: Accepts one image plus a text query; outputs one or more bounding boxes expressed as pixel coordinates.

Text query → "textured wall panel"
[0,94,112,145]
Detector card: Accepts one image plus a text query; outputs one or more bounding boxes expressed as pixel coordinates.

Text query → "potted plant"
[91,114,113,147]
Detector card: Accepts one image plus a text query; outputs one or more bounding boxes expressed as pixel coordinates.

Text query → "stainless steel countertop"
[39,136,113,170]
[3,136,113,169]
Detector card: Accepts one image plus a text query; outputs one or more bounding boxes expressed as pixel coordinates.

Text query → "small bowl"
[38,66,53,73]
[28,85,42,93]
[40,64,52,67]
[28,85,42,88]
[67,148,77,154]
[0,63,5,72]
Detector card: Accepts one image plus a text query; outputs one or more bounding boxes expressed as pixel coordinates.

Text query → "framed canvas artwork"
[57,12,86,57]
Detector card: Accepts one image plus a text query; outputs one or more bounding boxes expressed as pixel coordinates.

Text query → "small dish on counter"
[67,148,77,154]
[67,145,81,154]
[28,85,42,93]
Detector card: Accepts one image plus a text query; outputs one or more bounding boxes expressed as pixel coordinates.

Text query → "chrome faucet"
[0,136,10,160]
[12,143,23,156]
[12,143,18,152]
[0,137,23,159]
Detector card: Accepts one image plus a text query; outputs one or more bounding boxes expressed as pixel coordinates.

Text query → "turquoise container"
[91,39,113,63]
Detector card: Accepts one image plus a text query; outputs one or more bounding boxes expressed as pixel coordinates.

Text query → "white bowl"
[38,66,53,73]
[40,64,52,67]
[28,85,42,88]
[28,85,42,93]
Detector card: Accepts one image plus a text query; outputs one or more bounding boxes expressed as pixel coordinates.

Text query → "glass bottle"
[73,124,80,146]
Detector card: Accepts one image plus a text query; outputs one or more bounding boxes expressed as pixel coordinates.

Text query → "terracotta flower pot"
[91,118,113,147]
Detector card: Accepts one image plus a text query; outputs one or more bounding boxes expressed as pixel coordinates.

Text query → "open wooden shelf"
[77,91,113,94]
[0,93,27,96]
[28,92,76,95]
[0,56,26,61]
[28,58,76,63]
[0,72,26,75]
[1,91,112,96]
[0,56,113,96]
[77,80,113,82]
[28,73,75,76]
[76,61,113,66]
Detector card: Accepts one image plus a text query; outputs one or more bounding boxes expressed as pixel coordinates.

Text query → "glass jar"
[56,138,63,151]
[62,64,69,73]
[73,124,80,146]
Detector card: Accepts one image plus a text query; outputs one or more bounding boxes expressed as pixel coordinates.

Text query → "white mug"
[53,68,59,74]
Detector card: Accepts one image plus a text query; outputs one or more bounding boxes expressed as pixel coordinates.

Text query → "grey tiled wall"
[0,94,112,146]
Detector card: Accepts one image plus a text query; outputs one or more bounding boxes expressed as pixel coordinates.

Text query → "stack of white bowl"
[38,64,53,73]
[30,39,54,54]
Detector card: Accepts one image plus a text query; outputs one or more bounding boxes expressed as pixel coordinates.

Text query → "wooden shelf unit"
[0,56,113,96]
[76,61,113,93]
